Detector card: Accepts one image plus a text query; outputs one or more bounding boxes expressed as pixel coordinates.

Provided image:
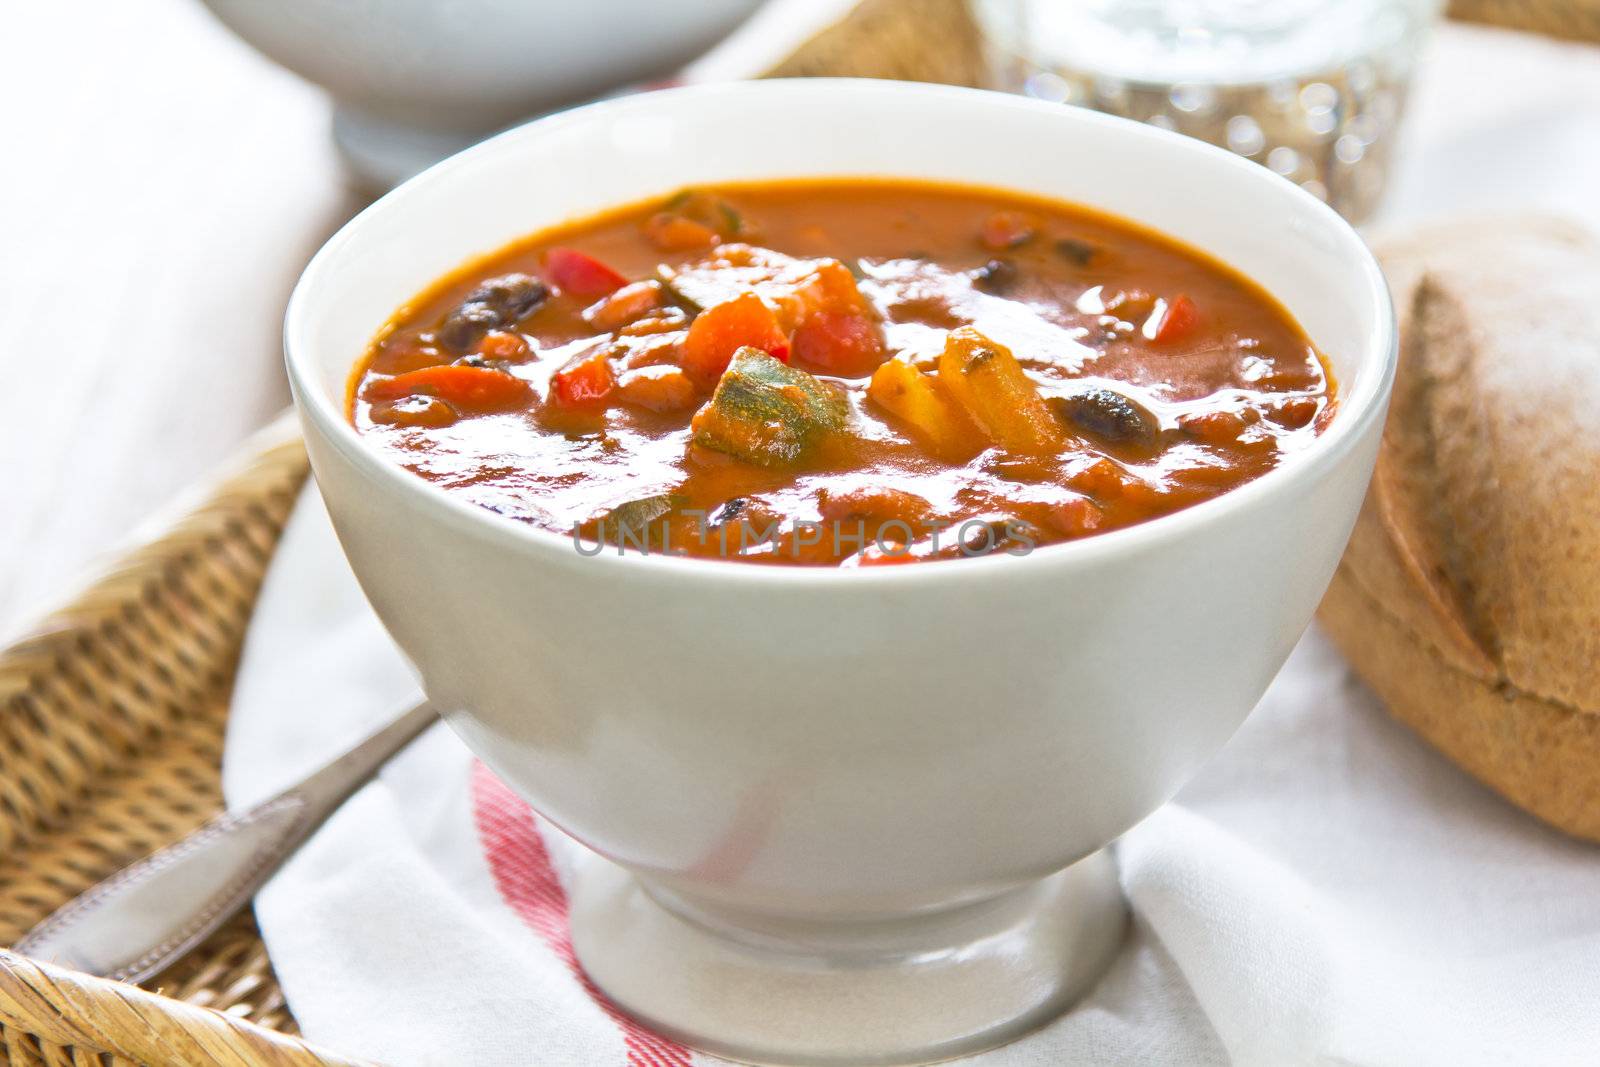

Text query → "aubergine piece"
[690,347,849,467]
[576,493,683,549]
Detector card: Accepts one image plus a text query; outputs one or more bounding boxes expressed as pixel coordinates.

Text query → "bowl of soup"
[286,79,1394,1065]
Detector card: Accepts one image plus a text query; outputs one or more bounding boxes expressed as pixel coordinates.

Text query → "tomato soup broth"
[350,179,1333,566]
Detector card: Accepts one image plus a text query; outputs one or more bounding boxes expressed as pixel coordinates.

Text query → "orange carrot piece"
[549,347,616,408]
[682,293,789,385]
[363,364,531,413]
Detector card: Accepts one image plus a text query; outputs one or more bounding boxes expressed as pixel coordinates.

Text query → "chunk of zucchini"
[936,326,1066,455]
[655,264,705,314]
[691,347,848,467]
[664,189,746,238]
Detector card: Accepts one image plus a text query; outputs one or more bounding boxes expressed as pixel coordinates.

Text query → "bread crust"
[1318,217,1600,839]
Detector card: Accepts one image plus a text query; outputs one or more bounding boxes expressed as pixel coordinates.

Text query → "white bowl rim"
[285,77,1397,589]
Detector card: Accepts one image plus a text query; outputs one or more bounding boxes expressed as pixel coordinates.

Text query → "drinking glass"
[977,0,1441,222]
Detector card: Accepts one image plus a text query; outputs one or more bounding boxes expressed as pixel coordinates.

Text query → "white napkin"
[224,487,1600,1066]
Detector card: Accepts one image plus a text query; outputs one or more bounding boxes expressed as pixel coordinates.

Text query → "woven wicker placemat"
[1449,0,1600,43]
[0,415,342,1065]
[0,1,1591,1062]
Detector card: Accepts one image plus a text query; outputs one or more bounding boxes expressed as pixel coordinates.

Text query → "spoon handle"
[14,700,437,983]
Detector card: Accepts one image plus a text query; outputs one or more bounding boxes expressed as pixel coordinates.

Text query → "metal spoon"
[15,700,437,983]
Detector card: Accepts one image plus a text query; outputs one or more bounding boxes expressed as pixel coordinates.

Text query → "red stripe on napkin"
[471,761,695,1067]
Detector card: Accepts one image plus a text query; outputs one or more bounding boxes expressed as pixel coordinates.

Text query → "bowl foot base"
[331,107,495,193]
[568,850,1127,1066]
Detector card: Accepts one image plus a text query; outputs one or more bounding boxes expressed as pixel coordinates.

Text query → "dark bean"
[465,274,549,322]
[1054,238,1099,266]
[971,258,1018,294]
[709,497,749,525]
[438,274,549,352]
[1050,388,1158,446]
[437,302,503,352]
[452,353,514,372]
[956,515,1040,557]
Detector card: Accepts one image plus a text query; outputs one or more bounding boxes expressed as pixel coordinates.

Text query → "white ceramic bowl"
[198,0,761,188]
[286,80,1394,1065]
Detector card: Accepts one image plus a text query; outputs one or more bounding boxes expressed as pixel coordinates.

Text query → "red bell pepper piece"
[549,347,616,408]
[545,247,628,299]
[1150,294,1200,344]
[363,364,531,413]
[682,293,790,384]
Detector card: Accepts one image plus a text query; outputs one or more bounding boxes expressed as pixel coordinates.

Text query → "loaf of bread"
[1319,216,1600,840]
